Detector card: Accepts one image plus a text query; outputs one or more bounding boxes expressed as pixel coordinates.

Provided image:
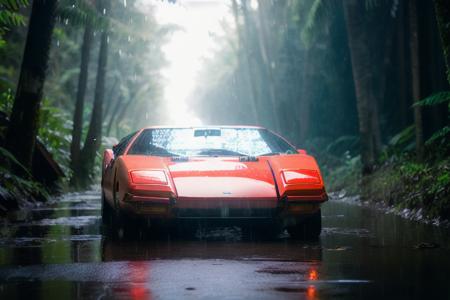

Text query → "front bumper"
[119,192,327,220]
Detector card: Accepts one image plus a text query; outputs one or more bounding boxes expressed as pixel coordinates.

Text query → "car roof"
[141,125,266,130]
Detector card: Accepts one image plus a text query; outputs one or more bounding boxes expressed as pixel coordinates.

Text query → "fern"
[0,147,32,177]
[0,10,26,26]
[57,0,108,30]
[301,0,323,46]
[0,0,28,36]
[0,0,29,11]
[426,126,450,146]
[413,91,450,107]
[389,125,415,147]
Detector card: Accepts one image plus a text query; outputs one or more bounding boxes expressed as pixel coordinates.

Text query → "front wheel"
[287,209,322,240]
[101,192,113,225]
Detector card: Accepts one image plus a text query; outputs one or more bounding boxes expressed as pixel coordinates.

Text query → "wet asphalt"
[0,190,449,299]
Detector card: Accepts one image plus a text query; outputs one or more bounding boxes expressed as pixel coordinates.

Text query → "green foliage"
[325,135,359,156]
[426,126,450,146]
[379,125,415,162]
[0,0,29,10]
[388,125,415,147]
[413,91,450,147]
[324,154,362,195]
[0,0,28,33]
[301,0,324,46]
[0,147,49,207]
[399,161,427,176]
[0,0,28,58]
[413,91,450,108]
[0,88,13,114]
[0,10,26,27]
[38,99,73,178]
[57,0,108,29]
[0,146,31,176]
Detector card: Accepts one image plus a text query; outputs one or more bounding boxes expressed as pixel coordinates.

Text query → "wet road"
[0,191,449,299]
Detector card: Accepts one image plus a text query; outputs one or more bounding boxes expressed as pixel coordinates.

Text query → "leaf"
[56,0,108,30]
[0,10,26,27]
[425,126,450,146]
[0,147,32,177]
[389,125,415,147]
[301,0,323,46]
[413,91,450,107]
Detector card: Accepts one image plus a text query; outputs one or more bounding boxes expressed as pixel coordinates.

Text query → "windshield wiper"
[197,148,246,156]
[258,152,281,156]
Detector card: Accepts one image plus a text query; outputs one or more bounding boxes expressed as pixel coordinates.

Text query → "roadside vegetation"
[0,0,170,210]
[190,1,450,222]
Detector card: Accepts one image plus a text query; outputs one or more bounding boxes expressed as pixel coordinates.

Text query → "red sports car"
[101,126,328,238]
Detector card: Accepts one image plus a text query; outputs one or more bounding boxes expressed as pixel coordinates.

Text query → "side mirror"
[297,149,307,155]
[103,149,114,170]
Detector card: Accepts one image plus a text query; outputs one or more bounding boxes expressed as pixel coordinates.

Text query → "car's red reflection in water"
[118,262,152,300]
[307,285,316,299]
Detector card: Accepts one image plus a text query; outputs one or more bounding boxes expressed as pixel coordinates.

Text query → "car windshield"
[127,128,297,157]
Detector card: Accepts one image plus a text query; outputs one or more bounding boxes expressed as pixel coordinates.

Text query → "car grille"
[174,208,276,219]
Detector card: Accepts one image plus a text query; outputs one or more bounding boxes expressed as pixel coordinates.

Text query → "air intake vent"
[239,156,258,162]
[171,156,189,162]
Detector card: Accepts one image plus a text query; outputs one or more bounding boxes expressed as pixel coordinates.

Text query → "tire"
[287,209,322,240]
[103,183,134,239]
[112,189,143,239]
[101,192,113,225]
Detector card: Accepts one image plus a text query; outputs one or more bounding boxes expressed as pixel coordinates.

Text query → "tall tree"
[409,0,424,159]
[231,0,259,124]
[241,0,280,131]
[343,0,379,174]
[434,0,450,86]
[70,20,93,174]
[255,0,280,132]
[5,0,58,169]
[77,0,110,187]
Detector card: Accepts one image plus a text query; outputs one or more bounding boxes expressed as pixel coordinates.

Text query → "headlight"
[282,170,321,185]
[130,170,168,185]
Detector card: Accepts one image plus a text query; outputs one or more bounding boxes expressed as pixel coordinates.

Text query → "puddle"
[195,226,242,241]
[273,286,308,293]
[322,227,373,238]
[257,268,305,275]
[29,216,100,228]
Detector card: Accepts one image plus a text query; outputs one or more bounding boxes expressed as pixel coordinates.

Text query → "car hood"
[167,157,277,198]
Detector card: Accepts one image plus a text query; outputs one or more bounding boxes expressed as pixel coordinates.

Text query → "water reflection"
[0,192,450,299]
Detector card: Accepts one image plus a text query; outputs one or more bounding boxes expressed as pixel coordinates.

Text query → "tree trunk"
[241,0,277,130]
[103,76,119,121]
[397,3,409,129]
[77,1,110,187]
[298,49,312,141]
[409,0,424,160]
[343,0,377,174]
[434,0,450,86]
[256,0,281,132]
[106,94,123,136]
[109,93,137,136]
[231,0,259,124]
[5,0,58,169]
[70,21,93,174]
